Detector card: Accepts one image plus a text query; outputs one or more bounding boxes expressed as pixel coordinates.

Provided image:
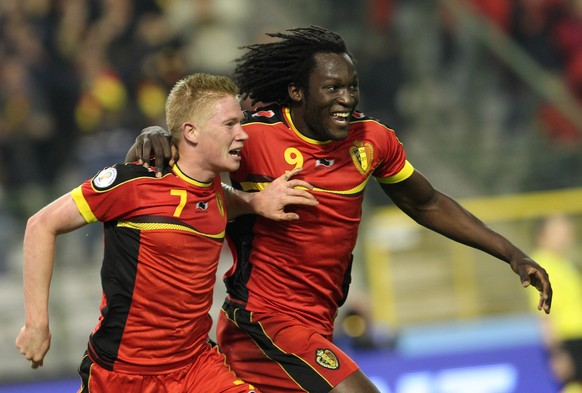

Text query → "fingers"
[284,167,303,180]
[169,145,179,167]
[134,139,146,165]
[540,279,553,314]
[279,168,315,193]
[279,212,300,221]
[153,138,171,174]
[287,179,314,191]
[18,347,45,369]
[135,127,174,176]
[284,191,319,206]
[533,268,552,314]
[31,359,43,369]
[16,326,50,370]
[538,291,552,314]
[525,268,552,314]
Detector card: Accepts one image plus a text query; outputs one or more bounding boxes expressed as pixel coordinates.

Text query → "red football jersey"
[225,105,413,336]
[71,163,226,373]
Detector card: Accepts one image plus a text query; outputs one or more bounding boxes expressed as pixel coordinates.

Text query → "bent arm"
[223,168,318,221]
[381,170,552,313]
[16,194,88,368]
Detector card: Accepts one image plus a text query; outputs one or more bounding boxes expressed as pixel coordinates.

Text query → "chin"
[228,162,241,172]
[328,130,350,141]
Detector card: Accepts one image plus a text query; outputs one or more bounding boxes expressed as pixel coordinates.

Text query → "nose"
[338,88,357,106]
[236,124,249,141]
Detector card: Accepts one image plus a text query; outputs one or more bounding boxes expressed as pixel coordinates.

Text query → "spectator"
[529,214,582,393]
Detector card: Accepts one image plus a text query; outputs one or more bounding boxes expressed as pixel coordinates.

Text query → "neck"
[174,154,215,184]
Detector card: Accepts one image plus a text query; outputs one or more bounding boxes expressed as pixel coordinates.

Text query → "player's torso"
[79,164,227,372]
[228,107,400,333]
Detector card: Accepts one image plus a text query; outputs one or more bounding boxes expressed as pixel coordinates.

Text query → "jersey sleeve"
[371,122,414,184]
[70,163,155,223]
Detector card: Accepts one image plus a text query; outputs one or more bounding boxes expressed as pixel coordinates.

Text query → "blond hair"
[165,73,238,142]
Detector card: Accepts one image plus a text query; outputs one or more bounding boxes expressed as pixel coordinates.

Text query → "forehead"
[206,95,243,121]
[310,52,357,81]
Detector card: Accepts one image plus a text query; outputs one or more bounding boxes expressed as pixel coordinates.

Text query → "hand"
[16,324,52,369]
[252,168,318,221]
[133,126,178,178]
[511,257,552,314]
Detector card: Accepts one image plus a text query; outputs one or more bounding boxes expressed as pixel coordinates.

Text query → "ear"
[182,122,198,144]
[288,83,302,103]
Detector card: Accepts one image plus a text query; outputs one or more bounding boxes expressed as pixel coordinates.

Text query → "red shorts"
[217,300,359,393]
[77,344,259,393]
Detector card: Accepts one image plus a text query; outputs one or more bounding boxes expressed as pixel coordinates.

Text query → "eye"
[225,119,241,127]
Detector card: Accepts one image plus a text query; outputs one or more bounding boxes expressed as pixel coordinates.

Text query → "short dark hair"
[233,26,352,106]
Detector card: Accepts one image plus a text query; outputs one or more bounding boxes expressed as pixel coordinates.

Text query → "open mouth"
[228,148,242,157]
[331,112,351,125]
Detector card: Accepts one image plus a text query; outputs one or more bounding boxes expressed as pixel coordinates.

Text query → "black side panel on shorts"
[223,300,334,392]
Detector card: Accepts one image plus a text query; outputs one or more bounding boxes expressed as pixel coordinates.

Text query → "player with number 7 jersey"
[73,163,227,374]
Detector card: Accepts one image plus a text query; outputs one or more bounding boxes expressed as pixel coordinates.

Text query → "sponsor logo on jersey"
[251,110,275,118]
[315,348,340,370]
[93,167,117,189]
[315,158,335,167]
[196,201,208,210]
[352,111,365,119]
[349,141,374,175]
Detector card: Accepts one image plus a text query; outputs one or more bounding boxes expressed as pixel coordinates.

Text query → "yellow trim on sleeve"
[376,160,414,184]
[71,186,98,223]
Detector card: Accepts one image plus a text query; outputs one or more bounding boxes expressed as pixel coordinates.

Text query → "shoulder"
[243,104,285,125]
[349,110,399,139]
[350,110,391,129]
[91,163,158,191]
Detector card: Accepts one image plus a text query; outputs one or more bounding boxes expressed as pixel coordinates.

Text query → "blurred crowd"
[448,0,582,141]
[2,0,582,210]
[1,1,582,387]
[0,0,224,218]
[1,0,582,261]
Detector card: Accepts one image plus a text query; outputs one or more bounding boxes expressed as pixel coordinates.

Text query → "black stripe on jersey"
[89,221,140,370]
[131,214,222,239]
[338,255,353,308]
[223,300,334,392]
[123,215,225,241]
[224,215,257,302]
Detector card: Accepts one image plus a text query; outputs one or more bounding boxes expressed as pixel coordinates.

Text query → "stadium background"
[1,0,581,392]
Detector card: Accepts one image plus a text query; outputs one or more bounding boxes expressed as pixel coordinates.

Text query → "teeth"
[332,112,350,118]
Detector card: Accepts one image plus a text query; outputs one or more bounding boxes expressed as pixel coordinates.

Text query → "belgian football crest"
[349,141,373,175]
[315,348,340,370]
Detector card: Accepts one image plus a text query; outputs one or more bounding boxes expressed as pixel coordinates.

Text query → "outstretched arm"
[125,126,177,177]
[223,168,318,221]
[381,170,552,314]
[16,194,87,369]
